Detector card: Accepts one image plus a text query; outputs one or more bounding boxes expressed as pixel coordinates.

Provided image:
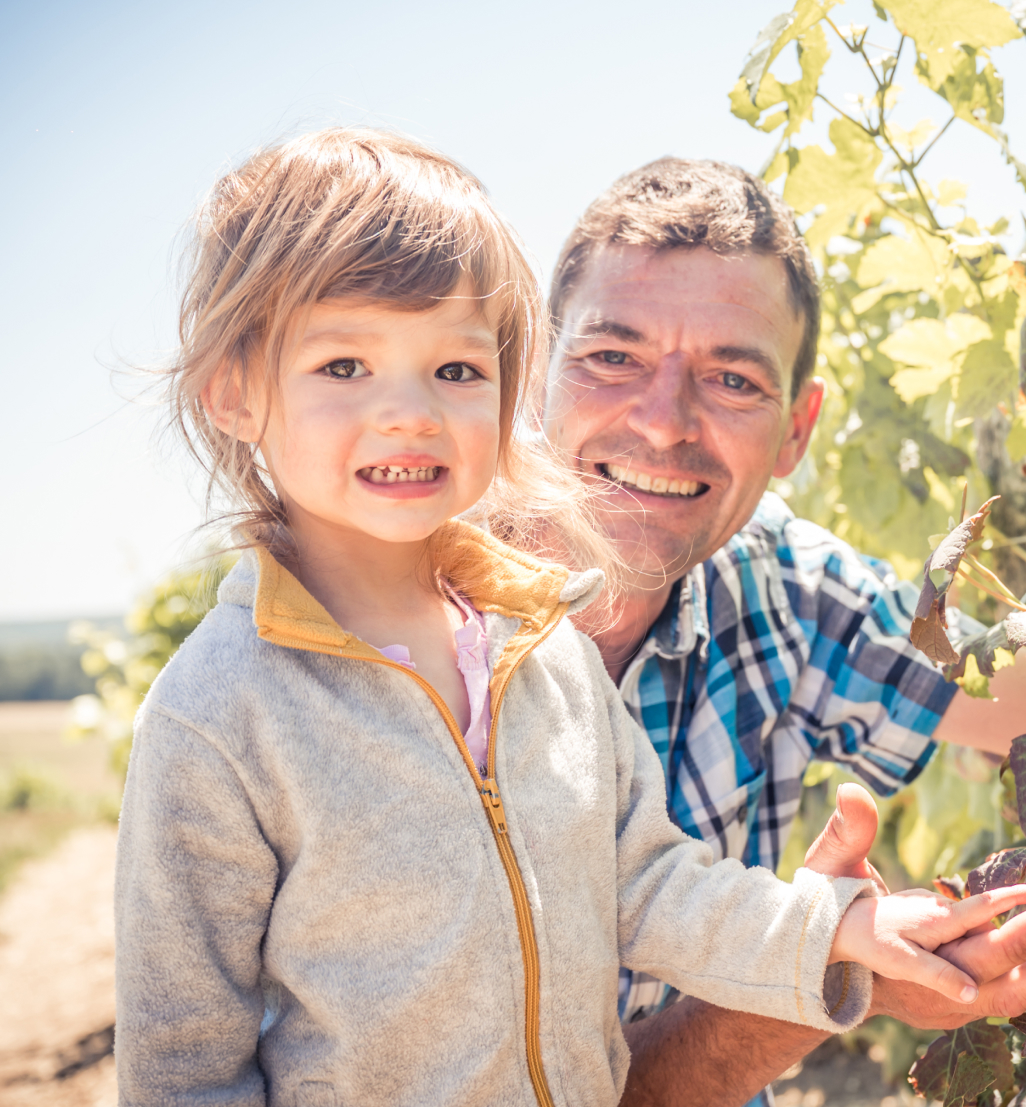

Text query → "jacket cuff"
[790,867,876,1033]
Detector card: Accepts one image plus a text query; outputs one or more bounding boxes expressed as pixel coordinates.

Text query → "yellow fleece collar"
[251,522,571,660]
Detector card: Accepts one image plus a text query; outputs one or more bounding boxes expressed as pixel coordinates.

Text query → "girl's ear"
[202,366,263,444]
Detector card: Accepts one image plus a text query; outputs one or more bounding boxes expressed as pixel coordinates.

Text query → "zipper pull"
[479,778,508,835]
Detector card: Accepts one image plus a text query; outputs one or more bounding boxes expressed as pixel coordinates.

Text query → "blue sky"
[3,0,1024,620]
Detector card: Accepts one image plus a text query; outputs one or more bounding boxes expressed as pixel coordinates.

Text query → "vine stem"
[955,565,1026,611]
[964,552,1024,606]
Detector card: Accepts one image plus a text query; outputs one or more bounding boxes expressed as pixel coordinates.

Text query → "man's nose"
[625,359,700,449]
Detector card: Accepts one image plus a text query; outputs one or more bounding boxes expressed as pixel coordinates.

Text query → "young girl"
[115,128,1021,1107]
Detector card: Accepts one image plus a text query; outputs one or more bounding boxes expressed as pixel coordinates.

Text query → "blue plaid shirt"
[617,493,960,1070]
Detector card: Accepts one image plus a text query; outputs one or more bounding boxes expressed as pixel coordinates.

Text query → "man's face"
[544,245,820,579]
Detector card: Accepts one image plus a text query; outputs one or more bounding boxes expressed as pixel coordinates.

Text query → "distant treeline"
[0,619,121,701]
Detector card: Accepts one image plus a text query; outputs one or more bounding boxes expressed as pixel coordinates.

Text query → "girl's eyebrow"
[299,327,499,354]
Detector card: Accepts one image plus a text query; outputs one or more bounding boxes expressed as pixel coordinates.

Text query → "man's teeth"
[361,465,442,484]
[604,464,702,497]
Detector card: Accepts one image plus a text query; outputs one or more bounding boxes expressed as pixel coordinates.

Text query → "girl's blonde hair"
[169,127,620,600]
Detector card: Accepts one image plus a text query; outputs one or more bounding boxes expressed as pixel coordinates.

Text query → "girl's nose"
[372,378,444,437]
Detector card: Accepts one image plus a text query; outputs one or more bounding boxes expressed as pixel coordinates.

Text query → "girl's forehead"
[299,290,500,351]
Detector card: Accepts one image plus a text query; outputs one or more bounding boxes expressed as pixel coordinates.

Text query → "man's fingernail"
[960,985,979,1004]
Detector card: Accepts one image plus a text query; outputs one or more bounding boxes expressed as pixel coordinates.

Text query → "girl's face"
[237,291,502,548]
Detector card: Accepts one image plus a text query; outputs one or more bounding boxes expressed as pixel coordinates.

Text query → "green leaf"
[881,315,992,367]
[739,0,839,104]
[955,339,1017,419]
[784,117,882,245]
[909,1023,1013,1104]
[783,22,830,136]
[1008,413,1026,460]
[938,179,969,206]
[882,0,1021,87]
[1008,613,1026,652]
[853,231,951,312]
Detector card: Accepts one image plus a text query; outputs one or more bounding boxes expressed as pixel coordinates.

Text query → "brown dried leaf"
[931,497,1000,576]
[934,873,968,900]
[911,498,1000,665]
[909,1023,1014,1104]
[966,847,1026,896]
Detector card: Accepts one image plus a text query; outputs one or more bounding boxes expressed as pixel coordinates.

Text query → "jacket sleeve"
[115,699,278,1107]
[600,663,874,1033]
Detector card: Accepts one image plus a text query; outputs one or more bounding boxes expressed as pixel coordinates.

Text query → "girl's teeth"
[603,464,701,498]
[361,465,442,484]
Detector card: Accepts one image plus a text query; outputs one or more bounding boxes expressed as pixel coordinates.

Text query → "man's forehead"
[567,244,794,321]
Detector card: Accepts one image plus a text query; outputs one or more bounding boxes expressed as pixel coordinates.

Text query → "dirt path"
[0,825,117,1107]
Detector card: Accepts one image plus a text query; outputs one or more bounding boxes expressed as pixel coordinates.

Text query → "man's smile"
[597,462,710,499]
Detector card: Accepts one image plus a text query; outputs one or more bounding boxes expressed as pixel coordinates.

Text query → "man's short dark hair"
[550,159,820,399]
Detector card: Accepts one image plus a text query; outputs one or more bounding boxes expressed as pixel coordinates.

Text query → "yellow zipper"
[259,622,563,1107]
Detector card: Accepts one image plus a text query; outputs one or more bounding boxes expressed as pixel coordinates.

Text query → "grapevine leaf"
[956,340,1018,420]
[911,584,960,664]
[852,231,951,312]
[934,873,968,900]
[738,0,839,104]
[966,847,1026,895]
[783,116,882,245]
[1007,735,1026,831]
[881,0,1021,88]
[1011,1014,1026,1036]
[909,1023,1014,1103]
[944,1051,995,1107]
[931,495,998,576]
[945,617,1023,682]
[910,498,996,665]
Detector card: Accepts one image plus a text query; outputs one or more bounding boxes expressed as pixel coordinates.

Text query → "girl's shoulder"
[138,555,280,739]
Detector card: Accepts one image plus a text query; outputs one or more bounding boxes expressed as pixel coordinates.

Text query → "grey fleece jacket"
[115,525,873,1107]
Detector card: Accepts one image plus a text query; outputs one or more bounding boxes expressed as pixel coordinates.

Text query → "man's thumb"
[804,782,888,893]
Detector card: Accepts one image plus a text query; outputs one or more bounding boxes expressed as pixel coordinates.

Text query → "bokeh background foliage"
[735,0,1026,1081]
[732,0,1026,886]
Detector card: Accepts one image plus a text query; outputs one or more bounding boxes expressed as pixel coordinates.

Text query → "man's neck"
[586,577,679,687]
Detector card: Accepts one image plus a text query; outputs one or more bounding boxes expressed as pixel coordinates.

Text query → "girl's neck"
[284,513,440,637]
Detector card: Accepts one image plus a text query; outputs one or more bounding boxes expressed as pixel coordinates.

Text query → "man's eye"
[436,363,479,382]
[600,350,628,365]
[323,359,367,379]
[722,372,749,390]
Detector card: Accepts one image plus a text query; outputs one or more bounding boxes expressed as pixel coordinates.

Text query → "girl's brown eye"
[436,363,478,382]
[324,359,365,379]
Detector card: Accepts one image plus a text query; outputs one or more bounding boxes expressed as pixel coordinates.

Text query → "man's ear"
[773,375,825,478]
[201,366,263,444]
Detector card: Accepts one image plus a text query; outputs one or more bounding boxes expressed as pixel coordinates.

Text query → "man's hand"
[806,782,1026,1029]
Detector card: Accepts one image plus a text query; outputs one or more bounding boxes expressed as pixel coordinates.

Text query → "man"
[542,158,1026,1106]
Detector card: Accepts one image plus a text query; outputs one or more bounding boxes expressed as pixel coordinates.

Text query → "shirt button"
[737,804,748,824]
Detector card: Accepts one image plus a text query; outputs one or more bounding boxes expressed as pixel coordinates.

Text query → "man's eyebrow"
[570,319,648,345]
[709,345,783,389]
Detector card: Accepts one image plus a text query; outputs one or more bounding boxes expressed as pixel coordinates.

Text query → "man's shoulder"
[718,492,897,588]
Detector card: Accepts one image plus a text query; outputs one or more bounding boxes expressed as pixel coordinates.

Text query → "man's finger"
[804,782,888,892]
